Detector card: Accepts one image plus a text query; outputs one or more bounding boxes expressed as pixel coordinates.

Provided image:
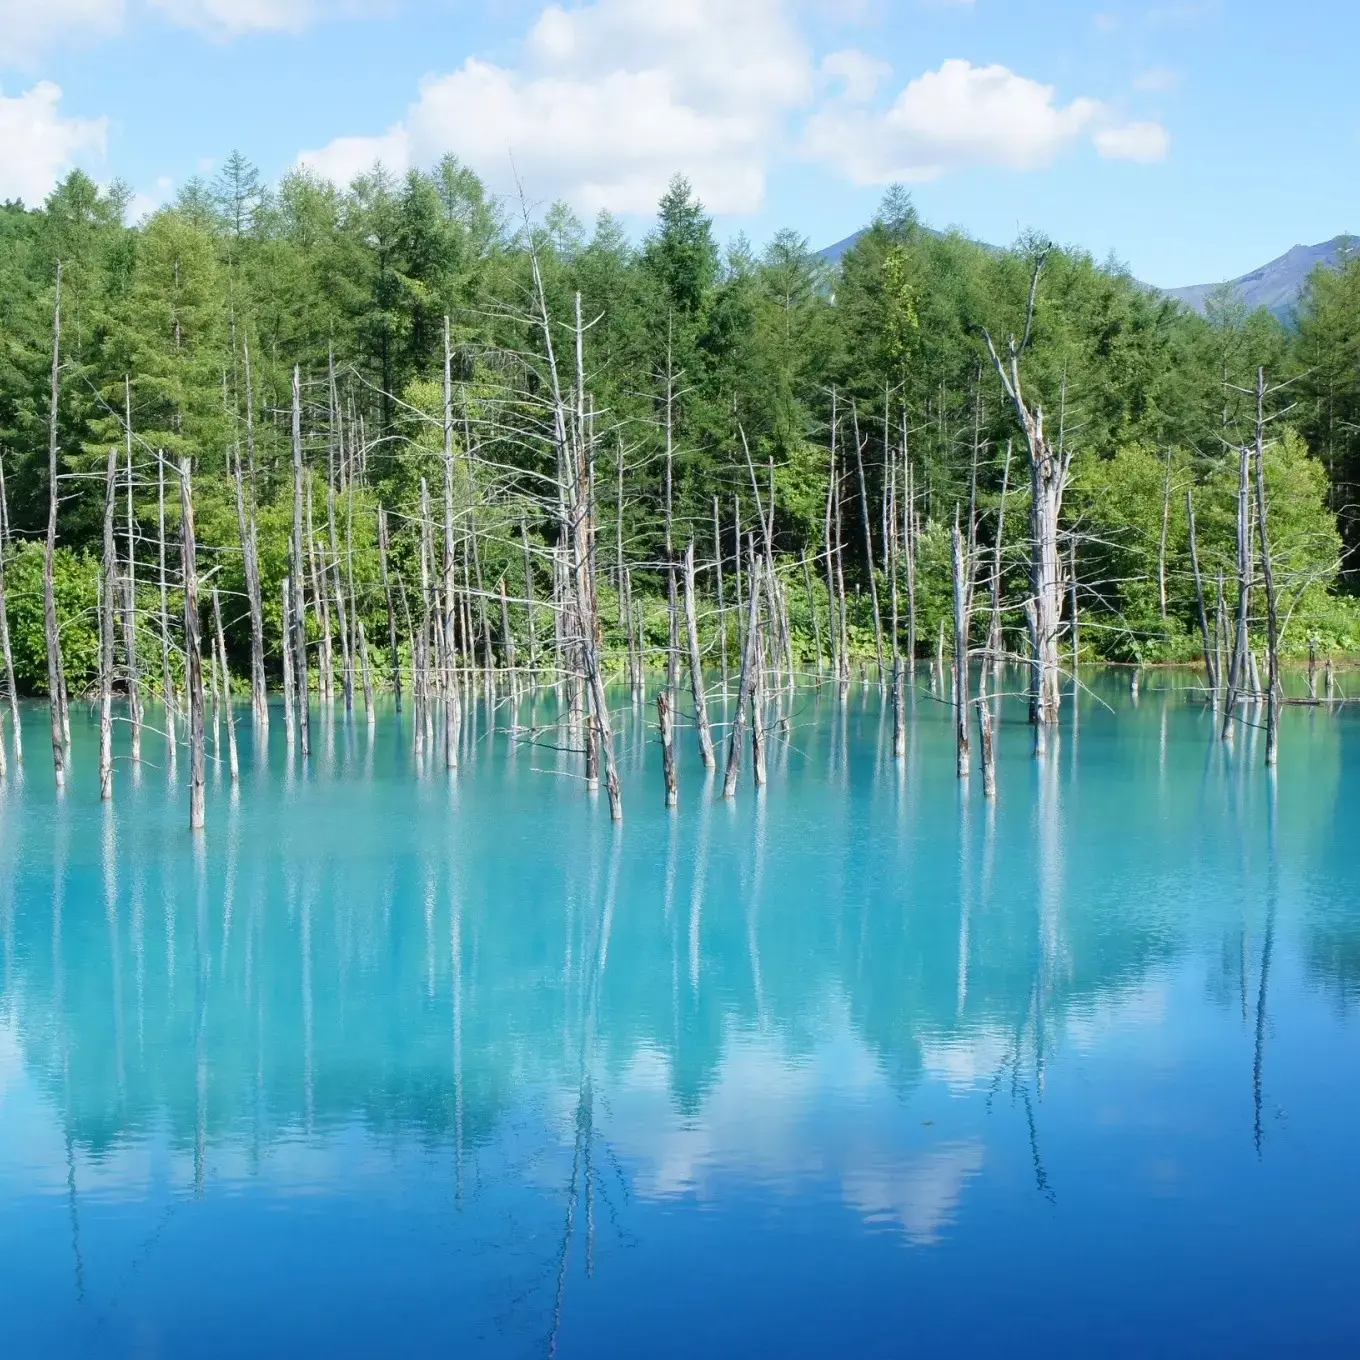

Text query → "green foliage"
[0,163,1356,690]
[3,543,99,694]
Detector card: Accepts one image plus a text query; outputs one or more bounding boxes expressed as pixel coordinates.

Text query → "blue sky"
[0,0,1351,288]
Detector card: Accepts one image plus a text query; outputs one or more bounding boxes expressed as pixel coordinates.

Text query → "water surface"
[2,676,1358,1356]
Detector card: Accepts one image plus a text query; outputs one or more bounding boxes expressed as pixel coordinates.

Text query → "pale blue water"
[1,676,1358,1357]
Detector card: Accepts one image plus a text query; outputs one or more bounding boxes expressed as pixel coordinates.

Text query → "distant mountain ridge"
[1164,236,1354,318]
[816,227,1354,321]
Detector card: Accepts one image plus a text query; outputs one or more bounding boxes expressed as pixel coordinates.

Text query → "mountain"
[817,226,1354,322]
[818,229,867,266]
[1164,236,1354,318]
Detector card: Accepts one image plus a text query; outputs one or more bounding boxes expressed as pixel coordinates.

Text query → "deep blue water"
[1,674,1358,1357]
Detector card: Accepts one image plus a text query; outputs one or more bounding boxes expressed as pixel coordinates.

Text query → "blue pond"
[1,675,1357,1356]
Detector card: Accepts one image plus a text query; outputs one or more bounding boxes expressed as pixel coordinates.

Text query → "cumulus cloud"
[0,82,108,206]
[300,0,813,214]
[806,58,1168,182]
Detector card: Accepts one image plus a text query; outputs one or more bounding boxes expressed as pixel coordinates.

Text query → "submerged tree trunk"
[44,262,65,788]
[682,543,715,770]
[123,379,142,764]
[213,587,239,782]
[981,261,1070,728]
[952,508,971,779]
[100,446,118,801]
[0,451,21,763]
[657,690,677,808]
[158,453,176,756]
[378,507,401,710]
[180,461,205,831]
[723,541,763,799]
[1252,369,1281,767]
[291,367,311,756]
[1222,445,1254,741]
[1186,488,1217,694]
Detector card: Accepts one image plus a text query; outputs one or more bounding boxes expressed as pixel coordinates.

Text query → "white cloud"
[0,0,124,65]
[300,0,813,214]
[806,58,1169,183]
[146,0,320,37]
[821,49,892,104]
[1094,120,1170,162]
[0,82,108,207]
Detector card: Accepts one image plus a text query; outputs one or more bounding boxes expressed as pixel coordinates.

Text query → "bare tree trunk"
[231,419,267,727]
[681,543,715,769]
[44,261,65,788]
[952,508,971,778]
[981,261,1069,727]
[0,450,21,763]
[657,690,677,808]
[851,406,886,679]
[282,577,296,749]
[977,651,997,799]
[715,497,730,689]
[442,318,462,768]
[212,587,239,781]
[802,552,823,679]
[306,481,333,708]
[1222,445,1253,741]
[1253,369,1281,767]
[988,442,1012,680]
[378,507,401,709]
[1158,446,1173,620]
[290,367,311,756]
[180,461,205,831]
[100,446,118,800]
[358,620,375,724]
[327,353,353,713]
[123,378,142,763]
[521,513,539,679]
[723,540,763,799]
[1069,539,1079,682]
[158,453,176,757]
[751,598,768,789]
[1186,488,1216,694]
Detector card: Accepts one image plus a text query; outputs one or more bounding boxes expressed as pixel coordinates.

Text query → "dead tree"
[0,451,21,762]
[291,367,311,755]
[851,405,886,679]
[1221,444,1254,740]
[327,354,353,713]
[157,453,176,754]
[1252,369,1281,767]
[282,577,296,749]
[100,447,118,800]
[657,690,678,808]
[682,543,715,769]
[951,507,971,778]
[1186,488,1217,694]
[180,461,205,831]
[442,318,461,768]
[980,253,1070,729]
[723,540,763,799]
[239,334,268,725]
[43,262,66,787]
[378,507,401,709]
[212,587,239,781]
[123,380,142,762]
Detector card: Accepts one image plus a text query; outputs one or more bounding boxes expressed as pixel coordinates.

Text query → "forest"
[0,152,1357,749]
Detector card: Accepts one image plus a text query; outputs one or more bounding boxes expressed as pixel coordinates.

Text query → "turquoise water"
[1,676,1358,1356]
